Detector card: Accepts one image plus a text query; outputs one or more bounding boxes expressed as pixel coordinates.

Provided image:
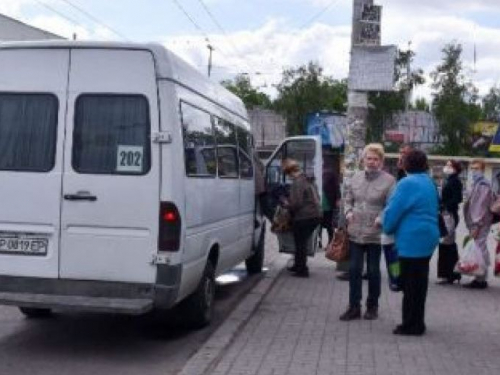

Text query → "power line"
[195,0,254,73]
[298,0,343,29]
[34,0,87,30]
[58,0,129,41]
[170,0,211,41]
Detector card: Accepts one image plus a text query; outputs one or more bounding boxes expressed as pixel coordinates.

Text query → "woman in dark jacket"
[437,159,463,284]
[283,159,322,278]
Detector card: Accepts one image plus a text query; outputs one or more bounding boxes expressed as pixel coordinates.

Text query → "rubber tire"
[19,307,52,319]
[246,221,266,275]
[182,261,216,329]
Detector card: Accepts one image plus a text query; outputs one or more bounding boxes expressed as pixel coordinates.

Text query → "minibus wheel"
[245,221,266,275]
[183,261,216,329]
[19,307,52,319]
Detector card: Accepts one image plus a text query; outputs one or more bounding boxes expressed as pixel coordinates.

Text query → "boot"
[363,306,378,320]
[339,306,361,321]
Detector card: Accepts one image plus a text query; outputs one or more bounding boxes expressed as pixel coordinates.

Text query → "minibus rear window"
[72,95,151,175]
[0,93,58,172]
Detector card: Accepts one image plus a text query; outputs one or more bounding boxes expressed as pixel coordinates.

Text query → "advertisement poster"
[305,112,346,149]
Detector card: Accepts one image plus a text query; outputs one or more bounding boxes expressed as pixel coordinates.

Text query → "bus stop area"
[181,220,500,375]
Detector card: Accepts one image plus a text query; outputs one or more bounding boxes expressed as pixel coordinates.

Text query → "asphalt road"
[0,265,265,375]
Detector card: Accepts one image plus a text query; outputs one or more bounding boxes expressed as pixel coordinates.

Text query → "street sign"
[348,45,396,91]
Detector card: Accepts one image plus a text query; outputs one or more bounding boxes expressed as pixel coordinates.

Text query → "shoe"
[463,280,488,289]
[292,268,309,278]
[436,279,451,285]
[363,306,378,320]
[287,265,298,273]
[292,271,309,278]
[339,306,361,321]
[393,325,426,336]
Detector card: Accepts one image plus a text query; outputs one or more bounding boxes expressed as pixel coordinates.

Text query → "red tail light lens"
[159,202,181,251]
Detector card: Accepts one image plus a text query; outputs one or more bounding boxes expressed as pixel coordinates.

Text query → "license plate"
[0,234,48,256]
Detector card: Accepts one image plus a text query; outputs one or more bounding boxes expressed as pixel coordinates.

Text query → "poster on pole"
[348,45,396,91]
[356,4,382,45]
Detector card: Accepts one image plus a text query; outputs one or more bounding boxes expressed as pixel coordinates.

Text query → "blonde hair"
[362,143,385,160]
[471,158,486,171]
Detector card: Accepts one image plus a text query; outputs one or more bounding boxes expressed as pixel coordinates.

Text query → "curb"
[178,255,286,375]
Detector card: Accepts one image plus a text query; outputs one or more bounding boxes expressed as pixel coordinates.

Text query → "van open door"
[264,136,323,256]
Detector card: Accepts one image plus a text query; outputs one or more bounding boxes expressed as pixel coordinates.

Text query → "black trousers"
[400,256,431,332]
[437,243,459,280]
[292,218,320,271]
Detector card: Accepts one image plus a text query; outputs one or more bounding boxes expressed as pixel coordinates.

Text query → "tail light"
[158,202,181,251]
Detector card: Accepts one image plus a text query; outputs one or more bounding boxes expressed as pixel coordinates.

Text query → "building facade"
[0,13,62,41]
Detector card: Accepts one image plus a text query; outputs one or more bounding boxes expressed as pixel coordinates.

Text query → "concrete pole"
[344,0,373,184]
[337,0,373,274]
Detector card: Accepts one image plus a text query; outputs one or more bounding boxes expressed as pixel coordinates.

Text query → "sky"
[2,0,500,101]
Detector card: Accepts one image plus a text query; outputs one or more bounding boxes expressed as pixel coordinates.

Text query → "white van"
[0,41,322,327]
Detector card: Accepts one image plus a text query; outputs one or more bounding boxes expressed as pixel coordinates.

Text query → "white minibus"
[0,41,321,328]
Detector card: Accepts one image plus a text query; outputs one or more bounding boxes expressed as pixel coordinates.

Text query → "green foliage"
[482,86,500,121]
[273,62,347,135]
[221,74,271,109]
[431,42,481,155]
[413,97,430,112]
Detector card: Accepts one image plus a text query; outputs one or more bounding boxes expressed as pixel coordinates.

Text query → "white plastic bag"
[455,240,487,277]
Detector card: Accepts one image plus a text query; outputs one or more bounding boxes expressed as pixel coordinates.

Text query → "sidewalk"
[184,226,500,375]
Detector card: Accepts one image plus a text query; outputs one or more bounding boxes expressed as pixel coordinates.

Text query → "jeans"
[349,241,381,309]
[400,256,431,332]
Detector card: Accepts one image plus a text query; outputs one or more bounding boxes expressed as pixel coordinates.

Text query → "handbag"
[325,227,349,262]
[383,243,401,292]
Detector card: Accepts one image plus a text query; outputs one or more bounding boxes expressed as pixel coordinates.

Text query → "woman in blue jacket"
[383,150,439,336]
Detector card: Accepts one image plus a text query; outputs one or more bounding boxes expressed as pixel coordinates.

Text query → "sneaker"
[463,280,488,289]
[339,306,361,321]
[363,306,378,320]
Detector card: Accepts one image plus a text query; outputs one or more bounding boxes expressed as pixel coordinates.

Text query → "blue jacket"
[383,173,439,258]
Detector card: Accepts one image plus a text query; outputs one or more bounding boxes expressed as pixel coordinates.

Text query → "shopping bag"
[271,206,292,233]
[455,240,487,277]
[325,227,349,262]
[495,242,500,277]
[383,244,401,292]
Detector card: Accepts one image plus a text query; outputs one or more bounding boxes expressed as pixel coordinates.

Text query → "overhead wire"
[58,0,129,41]
[298,0,343,30]
[194,0,256,75]
[34,0,87,31]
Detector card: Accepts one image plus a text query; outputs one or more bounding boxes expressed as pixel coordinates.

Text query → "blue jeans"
[349,241,382,309]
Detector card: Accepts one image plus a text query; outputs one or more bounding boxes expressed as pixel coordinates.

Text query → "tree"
[431,42,481,155]
[273,62,347,135]
[482,86,500,121]
[414,97,430,112]
[221,74,271,109]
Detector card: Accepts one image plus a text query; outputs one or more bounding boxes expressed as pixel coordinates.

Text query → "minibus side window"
[72,95,151,175]
[181,102,216,177]
[236,128,254,179]
[214,117,238,179]
[0,93,58,172]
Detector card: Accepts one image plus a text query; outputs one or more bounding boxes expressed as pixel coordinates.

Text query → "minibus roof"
[0,41,249,122]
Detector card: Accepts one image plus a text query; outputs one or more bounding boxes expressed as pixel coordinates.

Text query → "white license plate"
[0,235,48,256]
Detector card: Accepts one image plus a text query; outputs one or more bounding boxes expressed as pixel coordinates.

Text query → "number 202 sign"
[116,145,144,173]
